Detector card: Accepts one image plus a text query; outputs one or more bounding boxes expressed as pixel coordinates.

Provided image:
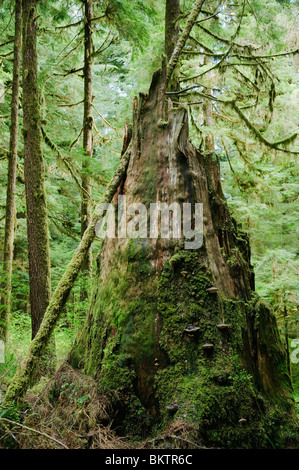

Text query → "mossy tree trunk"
[5,0,296,448]
[0,0,22,343]
[3,148,131,405]
[81,0,94,280]
[22,0,51,339]
[68,64,296,447]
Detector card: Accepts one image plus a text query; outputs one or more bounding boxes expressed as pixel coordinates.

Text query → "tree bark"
[22,0,51,339]
[81,0,94,277]
[67,66,296,447]
[167,0,205,84]
[165,0,180,62]
[165,0,180,92]
[202,56,215,153]
[0,0,22,343]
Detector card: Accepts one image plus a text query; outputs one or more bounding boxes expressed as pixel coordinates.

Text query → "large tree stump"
[69,67,296,448]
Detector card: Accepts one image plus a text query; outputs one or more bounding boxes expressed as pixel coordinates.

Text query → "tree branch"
[0,38,14,48]
[167,0,206,82]
[55,19,83,29]
[58,99,84,108]
[230,102,298,154]
[3,146,131,405]
[41,127,92,199]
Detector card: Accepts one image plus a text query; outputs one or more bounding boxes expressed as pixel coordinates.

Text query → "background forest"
[0,0,298,449]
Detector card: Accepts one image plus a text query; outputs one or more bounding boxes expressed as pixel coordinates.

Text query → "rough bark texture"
[22,0,51,339]
[68,67,297,448]
[0,0,22,343]
[81,0,93,276]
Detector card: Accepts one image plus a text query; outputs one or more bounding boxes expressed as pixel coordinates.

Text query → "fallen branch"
[3,146,131,405]
[0,417,68,449]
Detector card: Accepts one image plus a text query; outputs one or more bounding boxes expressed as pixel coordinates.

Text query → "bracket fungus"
[166,403,179,413]
[206,286,218,293]
[216,323,230,330]
[184,325,200,334]
[183,325,200,342]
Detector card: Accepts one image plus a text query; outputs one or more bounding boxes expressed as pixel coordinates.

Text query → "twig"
[195,11,219,23]
[166,85,201,95]
[222,138,236,174]
[69,127,83,152]
[92,104,118,131]
[0,417,68,449]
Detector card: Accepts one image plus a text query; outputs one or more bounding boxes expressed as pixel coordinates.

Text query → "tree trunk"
[81,0,93,278]
[22,0,51,339]
[0,0,22,343]
[3,148,131,405]
[68,65,296,448]
[165,0,180,62]
[202,56,215,153]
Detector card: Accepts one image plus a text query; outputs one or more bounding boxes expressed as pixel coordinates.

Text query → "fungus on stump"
[69,66,296,447]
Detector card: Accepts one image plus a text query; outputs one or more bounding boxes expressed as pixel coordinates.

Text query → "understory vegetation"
[0,0,298,449]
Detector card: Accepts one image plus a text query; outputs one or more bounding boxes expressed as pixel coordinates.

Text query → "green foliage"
[0,0,298,446]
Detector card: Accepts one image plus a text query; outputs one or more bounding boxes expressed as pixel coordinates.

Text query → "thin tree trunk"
[81,0,93,278]
[165,0,181,60]
[165,0,180,92]
[283,301,291,378]
[202,57,215,153]
[22,0,51,339]
[167,0,205,83]
[3,148,131,405]
[0,0,22,344]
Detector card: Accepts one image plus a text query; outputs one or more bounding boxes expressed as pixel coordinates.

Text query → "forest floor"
[1,313,298,449]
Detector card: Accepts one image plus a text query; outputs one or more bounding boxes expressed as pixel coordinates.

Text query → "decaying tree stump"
[69,66,296,448]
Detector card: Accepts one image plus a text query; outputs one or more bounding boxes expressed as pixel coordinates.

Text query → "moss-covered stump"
[69,66,297,448]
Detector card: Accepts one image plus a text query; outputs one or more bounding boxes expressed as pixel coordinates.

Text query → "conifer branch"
[230,102,298,154]
[58,99,84,108]
[92,104,118,131]
[41,127,92,199]
[69,127,83,152]
[0,38,14,48]
[55,19,83,29]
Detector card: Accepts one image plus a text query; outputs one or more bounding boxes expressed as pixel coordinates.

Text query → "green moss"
[69,243,298,447]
